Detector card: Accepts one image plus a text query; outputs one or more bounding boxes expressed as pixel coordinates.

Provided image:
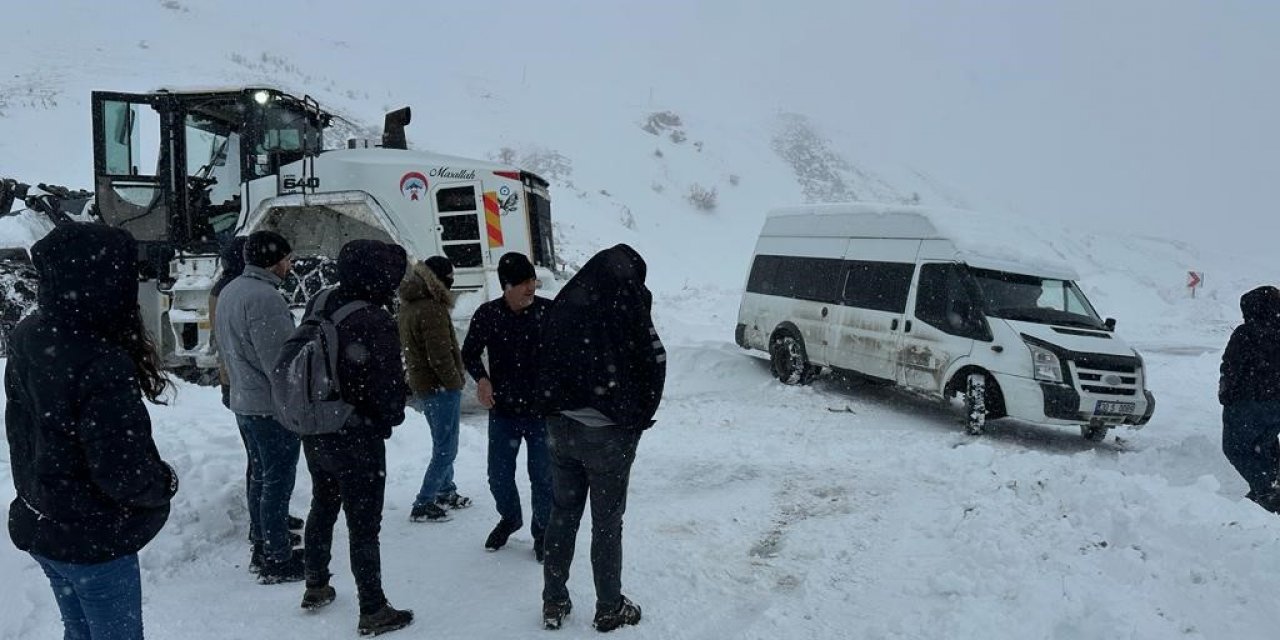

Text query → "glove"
[220,384,231,409]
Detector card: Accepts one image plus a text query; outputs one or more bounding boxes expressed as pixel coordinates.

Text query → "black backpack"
[271,288,369,435]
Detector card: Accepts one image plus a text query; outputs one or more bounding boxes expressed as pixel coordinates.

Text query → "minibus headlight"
[1027,343,1063,383]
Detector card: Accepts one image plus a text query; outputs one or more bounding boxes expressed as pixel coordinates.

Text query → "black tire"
[0,257,39,356]
[770,332,817,385]
[1081,424,1109,442]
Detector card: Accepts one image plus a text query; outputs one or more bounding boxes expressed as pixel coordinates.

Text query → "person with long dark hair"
[5,222,179,639]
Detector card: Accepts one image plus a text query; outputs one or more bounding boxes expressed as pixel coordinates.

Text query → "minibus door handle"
[821,307,829,318]
[904,320,913,333]
[890,319,899,331]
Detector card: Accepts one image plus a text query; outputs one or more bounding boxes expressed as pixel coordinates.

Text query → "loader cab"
[91,88,328,271]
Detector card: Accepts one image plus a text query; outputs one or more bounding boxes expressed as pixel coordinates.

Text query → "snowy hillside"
[4,2,1280,639]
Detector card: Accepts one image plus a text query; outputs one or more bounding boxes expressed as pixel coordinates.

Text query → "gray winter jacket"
[213,265,295,415]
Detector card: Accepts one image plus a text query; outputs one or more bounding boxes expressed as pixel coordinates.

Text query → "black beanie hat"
[497,252,536,288]
[243,230,292,268]
[423,255,454,282]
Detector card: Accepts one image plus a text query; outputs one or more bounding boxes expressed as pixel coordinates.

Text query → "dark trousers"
[236,413,300,563]
[541,417,642,615]
[488,412,553,540]
[302,433,388,615]
[1223,400,1280,497]
[32,552,142,640]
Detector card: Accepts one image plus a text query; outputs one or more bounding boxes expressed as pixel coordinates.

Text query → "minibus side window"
[841,261,914,312]
[915,264,992,341]
[747,255,843,304]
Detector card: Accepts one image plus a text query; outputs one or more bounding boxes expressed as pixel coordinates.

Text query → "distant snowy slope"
[0,4,1273,352]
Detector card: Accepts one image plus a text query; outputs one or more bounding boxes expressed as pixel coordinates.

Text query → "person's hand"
[477,378,495,409]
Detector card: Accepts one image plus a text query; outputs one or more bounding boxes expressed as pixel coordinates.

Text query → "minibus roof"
[764,203,1080,281]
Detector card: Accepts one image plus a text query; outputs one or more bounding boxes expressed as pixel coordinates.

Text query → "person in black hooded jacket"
[536,244,666,632]
[1220,285,1280,512]
[5,223,178,639]
[295,239,414,636]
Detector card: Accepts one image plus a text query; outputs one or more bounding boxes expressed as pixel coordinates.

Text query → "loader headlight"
[1027,342,1063,383]
[253,90,271,105]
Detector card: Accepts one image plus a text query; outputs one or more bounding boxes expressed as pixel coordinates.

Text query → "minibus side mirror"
[1104,317,1116,332]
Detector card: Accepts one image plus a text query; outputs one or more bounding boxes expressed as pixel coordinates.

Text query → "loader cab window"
[246,96,323,179]
[102,100,161,178]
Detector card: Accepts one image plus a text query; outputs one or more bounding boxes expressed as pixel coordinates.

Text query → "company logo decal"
[399,172,429,200]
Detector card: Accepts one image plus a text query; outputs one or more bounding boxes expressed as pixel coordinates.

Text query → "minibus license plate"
[1095,400,1135,416]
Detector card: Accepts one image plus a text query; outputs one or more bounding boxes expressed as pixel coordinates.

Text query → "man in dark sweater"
[461,252,553,558]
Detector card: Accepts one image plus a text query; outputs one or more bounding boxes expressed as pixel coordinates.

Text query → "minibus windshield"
[970,268,1103,329]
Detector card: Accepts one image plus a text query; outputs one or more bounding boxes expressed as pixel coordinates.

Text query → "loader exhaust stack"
[382,107,411,150]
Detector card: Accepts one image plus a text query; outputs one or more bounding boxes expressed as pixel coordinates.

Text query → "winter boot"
[485,518,522,551]
[543,599,572,630]
[409,502,452,523]
[301,585,337,611]
[358,603,414,636]
[436,491,472,509]
[248,542,264,574]
[593,596,641,633]
[258,549,306,585]
[288,514,305,530]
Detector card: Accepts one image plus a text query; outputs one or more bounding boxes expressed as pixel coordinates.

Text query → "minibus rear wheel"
[770,331,817,385]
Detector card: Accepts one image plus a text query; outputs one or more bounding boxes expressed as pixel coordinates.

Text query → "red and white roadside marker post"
[1187,271,1204,298]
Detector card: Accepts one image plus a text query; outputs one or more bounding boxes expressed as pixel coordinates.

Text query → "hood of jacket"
[1241,285,1280,328]
[556,243,651,313]
[337,239,409,306]
[31,222,138,331]
[399,261,454,309]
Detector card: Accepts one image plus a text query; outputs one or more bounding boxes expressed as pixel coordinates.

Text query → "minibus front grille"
[1070,357,1142,397]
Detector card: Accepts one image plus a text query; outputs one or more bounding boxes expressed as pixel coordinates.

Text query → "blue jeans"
[1223,400,1280,497]
[32,552,143,640]
[236,413,301,563]
[487,412,553,540]
[410,390,463,507]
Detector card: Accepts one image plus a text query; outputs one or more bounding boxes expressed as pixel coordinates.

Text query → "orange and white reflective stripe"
[484,191,503,248]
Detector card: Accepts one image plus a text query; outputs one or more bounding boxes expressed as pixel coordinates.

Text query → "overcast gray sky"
[358,0,1277,254]
[7,1,1275,256]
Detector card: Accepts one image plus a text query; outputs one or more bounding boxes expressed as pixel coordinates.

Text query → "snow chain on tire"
[964,373,988,435]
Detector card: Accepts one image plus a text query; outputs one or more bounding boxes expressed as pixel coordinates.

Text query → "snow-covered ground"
[3,281,1280,640]
[5,2,1280,638]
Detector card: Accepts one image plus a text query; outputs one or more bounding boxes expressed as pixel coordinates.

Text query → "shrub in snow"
[641,110,683,135]
[687,184,717,211]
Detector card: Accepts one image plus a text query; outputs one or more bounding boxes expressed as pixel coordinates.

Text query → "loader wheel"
[0,258,39,356]
[283,256,339,307]
[770,331,817,386]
